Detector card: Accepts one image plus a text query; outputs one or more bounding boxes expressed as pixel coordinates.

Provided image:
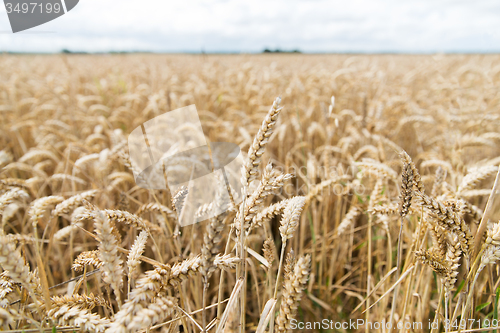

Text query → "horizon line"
[2,50,500,55]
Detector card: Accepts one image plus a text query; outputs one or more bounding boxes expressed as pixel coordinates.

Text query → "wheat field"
[0,54,500,332]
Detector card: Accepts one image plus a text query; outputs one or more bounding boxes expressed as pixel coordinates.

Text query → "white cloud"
[0,0,499,52]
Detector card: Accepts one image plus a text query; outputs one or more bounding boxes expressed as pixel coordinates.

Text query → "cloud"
[0,0,499,52]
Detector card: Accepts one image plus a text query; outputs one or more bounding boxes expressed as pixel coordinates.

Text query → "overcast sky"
[0,0,499,53]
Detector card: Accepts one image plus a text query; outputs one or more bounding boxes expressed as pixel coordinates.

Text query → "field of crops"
[0,54,500,332]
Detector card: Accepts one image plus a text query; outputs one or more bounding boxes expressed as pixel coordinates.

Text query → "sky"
[0,0,499,53]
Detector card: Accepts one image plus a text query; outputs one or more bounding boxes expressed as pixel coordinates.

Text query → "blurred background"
[1,0,499,54]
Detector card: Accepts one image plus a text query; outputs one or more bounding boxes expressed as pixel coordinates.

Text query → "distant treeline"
[61,49,143,54]
[262,49,301,53]
[57,49,302,54]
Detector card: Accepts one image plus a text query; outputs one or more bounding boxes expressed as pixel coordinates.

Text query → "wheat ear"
[275,254,311,332]
[415,191,473,257]
[273,196,306,301]
[390,150,418,327]
[0,188,29,215]
[0,235,39,304]
[279,196,306,242]
[124,295,177,331]
[94,210,124,307]
[48,302,109,332]
[127,230,148,292]
[52,189,99,216]
[28,196,64,229]
[238,164,292,233]
[457,165,498,194]
[72,250,103,272]
[241,97,282,187]
[335,205,361,236]
[108,264,170,332]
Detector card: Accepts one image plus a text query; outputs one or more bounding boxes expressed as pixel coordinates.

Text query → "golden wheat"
[0,54,499,332]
